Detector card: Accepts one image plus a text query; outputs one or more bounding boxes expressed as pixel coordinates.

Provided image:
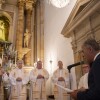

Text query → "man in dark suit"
[70,38,100,100]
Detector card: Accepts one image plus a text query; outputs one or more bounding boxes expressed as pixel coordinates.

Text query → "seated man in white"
[78,64,90,90]
[52,61,69,100]
[9,60,29,100]
[29,61,49,100]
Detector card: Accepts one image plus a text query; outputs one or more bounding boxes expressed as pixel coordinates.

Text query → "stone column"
[40,0,44,62]
[16,0,25,59]
[31,5,36,65]
[35,0,44,62]
[24,0,35,65]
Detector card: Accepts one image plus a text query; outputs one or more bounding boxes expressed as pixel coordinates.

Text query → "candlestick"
[15,51,17,67]
[1,49,3,66]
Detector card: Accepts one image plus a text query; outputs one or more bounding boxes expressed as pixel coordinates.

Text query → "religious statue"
[24,29,31,48]
[0,0,5,9]
[0,20,5,41]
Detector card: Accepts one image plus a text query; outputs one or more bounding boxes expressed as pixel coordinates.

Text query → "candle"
[9,60,12,68]
[50,53,51,61]
[9,44,13,51]
[34,62,36,67]
[37,58,40,61]
[15,51,17,67]
[1,49,3,66]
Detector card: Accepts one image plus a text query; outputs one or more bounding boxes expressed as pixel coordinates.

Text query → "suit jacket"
[77,54,100,100]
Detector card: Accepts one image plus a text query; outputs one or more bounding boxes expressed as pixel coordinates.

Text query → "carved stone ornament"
[17,48,31,60]
[25,0,37,10]
[0,0,5,9]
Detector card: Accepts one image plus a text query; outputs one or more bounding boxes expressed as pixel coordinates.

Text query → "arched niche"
[0,11,12,41]
[0,16,9,41]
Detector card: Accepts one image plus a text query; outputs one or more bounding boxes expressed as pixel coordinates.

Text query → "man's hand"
[7,72,9,76]
[37,74,44,79]
[16,77,22,81]
[70,90,78,100]
[58,77,65,81]
[79,87,86,92]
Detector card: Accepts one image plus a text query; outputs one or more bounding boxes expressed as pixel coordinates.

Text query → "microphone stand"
[68,68,71,88]
[67,61,84,100]
[67,68,72,100]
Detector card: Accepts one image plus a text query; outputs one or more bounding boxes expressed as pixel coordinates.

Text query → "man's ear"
[89,46,93,53]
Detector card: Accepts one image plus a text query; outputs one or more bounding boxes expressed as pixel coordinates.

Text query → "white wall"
[44,0,77,95]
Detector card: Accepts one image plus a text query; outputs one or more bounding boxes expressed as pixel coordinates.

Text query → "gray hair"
[17,60,24,64]
[83,38,100,51]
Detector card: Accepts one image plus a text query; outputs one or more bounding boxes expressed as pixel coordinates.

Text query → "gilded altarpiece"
[0,0,44,70]
[15,0,44,66]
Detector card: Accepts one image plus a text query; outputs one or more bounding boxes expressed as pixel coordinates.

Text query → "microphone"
[67,61,84,71]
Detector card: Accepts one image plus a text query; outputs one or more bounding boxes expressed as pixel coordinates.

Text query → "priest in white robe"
[52,61,69,100]
[78,64,90,90]
[9,60,29,100]
[29,61,49,100]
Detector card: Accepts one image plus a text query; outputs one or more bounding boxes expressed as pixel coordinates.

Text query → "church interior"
[0,0,100,100]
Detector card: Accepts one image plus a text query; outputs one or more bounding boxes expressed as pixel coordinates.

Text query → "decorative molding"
[18,0,25,7]
[25,0,37,10]
[0,11,13,23]
[25,1,33,10]
[0,0,5,9]
[61,0,100,38]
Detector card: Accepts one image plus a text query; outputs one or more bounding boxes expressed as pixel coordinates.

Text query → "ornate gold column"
[24,0,36,65]
[16,0,30,60]
[31,4,36,65]
[16,0,25,59]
